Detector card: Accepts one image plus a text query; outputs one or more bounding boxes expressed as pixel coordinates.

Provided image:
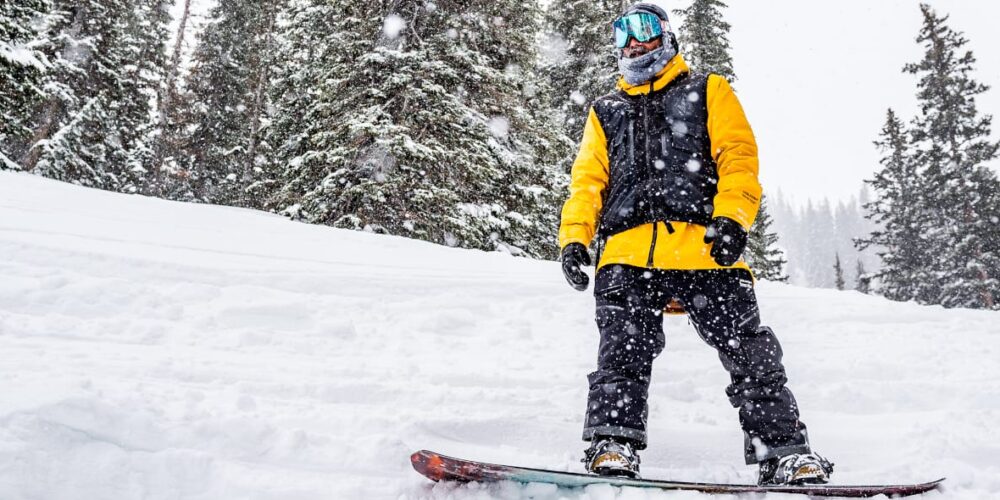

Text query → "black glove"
[704,217,748,267]
[560,243,592,291]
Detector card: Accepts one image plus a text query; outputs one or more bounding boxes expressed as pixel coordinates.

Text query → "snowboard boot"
[582,436,641,478]
[758,452,834,486]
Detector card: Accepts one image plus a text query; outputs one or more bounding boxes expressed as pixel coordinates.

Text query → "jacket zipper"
[643,90,658,268]
[647,221,658,267]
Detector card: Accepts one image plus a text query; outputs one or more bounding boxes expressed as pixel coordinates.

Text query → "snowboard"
[411,450,944,497]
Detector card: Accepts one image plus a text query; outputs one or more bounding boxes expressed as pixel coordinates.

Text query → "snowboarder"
[558,3,833,485]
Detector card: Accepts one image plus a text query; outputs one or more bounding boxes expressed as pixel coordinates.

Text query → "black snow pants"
[582,264,810,464]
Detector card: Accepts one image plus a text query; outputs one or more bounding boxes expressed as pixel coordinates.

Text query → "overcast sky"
[707,0,1000,206]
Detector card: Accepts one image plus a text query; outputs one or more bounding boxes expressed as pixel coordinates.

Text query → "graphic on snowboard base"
[411,450,944,497]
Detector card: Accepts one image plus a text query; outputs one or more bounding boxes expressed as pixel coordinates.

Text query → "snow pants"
[582,264,810,464]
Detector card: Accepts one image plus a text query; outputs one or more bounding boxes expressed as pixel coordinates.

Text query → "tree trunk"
[244,1,278,207]
[151,0,193,195]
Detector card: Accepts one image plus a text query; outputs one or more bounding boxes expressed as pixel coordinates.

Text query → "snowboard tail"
[410,450,944,498]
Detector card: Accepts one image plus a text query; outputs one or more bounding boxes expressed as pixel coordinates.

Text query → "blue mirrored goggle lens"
[613,12,663,48]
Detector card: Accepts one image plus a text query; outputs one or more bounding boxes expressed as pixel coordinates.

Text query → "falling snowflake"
[488,116,509,139]
[383,14,406,39]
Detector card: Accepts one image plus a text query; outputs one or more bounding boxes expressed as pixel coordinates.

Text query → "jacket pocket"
[594,265,633,298]
[729,280,760,334]
[669,120,705,154]
[595,282,627,298]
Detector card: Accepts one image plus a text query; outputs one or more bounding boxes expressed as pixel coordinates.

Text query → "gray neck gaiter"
[617,43,677,86]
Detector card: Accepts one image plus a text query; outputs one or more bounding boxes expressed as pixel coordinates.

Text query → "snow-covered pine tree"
[178,0,282,206]
[801,199,837,288]
[905,4,1000,309]
[855,258,871,294]
[858,109,938,303]
[745,194,788,282]
[269,1,571,258]
[672,0,735,83]
[833,253,845,291]
[833,197,870,289]
[541,0,629,141]
[261,0,346,207]
[162,0,192,123]
[16,0,166,193]
[126,0,170,192]
[150,0,194,199]
[0,0,51,169]
[855,184,880,274]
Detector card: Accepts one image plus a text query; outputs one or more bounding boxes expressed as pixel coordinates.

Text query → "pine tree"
[162,0,192,120]
[541,0,630,141]
[855,258,871,294]
[149,0,194,200]
[802,199,837,288]
[858,109,938,303]
[854,184,880,274]
[15,0,167,193]
[833,253,845,291]
[0,0,51,168]
[178,0,282,206]
[767,190,805,283]
[905,4,1000,309]
[673,0,735,83]
[261,0,345,207]
[269,1,571,258]
[745,194,788,282]
[127,0,171,192]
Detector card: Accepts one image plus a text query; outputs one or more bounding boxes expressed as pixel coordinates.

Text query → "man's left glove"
[704,216,748,267]
[560,243,592,291]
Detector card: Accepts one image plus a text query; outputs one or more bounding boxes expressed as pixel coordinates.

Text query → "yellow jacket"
[558,54,761,275]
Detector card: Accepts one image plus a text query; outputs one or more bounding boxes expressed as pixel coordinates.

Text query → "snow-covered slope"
[1,171,997,499]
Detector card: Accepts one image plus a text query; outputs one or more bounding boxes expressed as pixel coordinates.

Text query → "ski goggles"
[613,12,664,48]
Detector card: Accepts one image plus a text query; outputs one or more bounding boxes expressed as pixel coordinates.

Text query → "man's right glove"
[704,216,748,267]
[560,242,592,291]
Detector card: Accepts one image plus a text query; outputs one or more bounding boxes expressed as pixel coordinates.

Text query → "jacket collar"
[617,54,689,96]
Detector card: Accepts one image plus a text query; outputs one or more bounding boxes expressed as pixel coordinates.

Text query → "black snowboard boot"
[582,436,640,478]
[758,452,834,486]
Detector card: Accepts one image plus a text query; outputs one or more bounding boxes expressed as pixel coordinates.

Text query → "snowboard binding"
[582,436,641,478]
[758,452,835,486]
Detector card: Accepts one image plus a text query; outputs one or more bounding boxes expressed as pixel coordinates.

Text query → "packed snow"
[1,171,998,499]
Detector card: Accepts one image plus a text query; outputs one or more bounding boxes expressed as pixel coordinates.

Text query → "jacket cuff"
[711,208,754,231]
[558,226,592,250]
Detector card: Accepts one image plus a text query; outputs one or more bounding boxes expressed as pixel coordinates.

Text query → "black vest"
[593,72,718,240]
